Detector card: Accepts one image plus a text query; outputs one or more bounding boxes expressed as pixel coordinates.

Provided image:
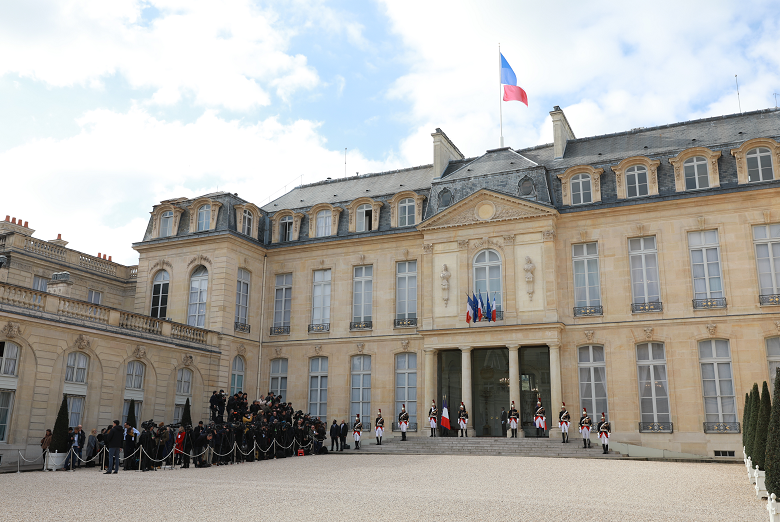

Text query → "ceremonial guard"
[398,404,409,441]
[457,402,469,437]
[353,413,363,450]
[559,402,570,443]
[375,409,384,445]
[597,413,611,454]
[534,398,546,438]
[428,400,438,437]
[579,408,592,448]
[508,401,519,438]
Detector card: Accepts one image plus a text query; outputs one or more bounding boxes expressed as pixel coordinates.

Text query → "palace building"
[1,106,780,464]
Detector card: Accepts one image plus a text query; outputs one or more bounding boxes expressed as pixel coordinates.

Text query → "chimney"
[98,252,101,258]
[431,128,465,178]
[550,106,576,159]
[108,256,112,262]
[4,216,9,222]
[48,234,69,247]
[23,221,28,227]
[11,218,16,224]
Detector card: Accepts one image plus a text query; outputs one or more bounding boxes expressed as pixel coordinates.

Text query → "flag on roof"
[500,53,528,106]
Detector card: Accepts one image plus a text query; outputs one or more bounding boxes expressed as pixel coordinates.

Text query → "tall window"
[274,274,292,328]
[65,352,88,383]
[626,165,649,198]
[0,391,13,442]
[356,204,372,232]
[747,147,774,182]
[32,275,47,292]
[688,230,723,300]
[269,359,288,402]
[684,156,709,190]
[351,355,371,426]
[316,210,331,237]
[176,368,192,395]
[309,357,328,421]
[0,341,19,376]
[230,356,245,395]
[160,211,174,237]
[438,189,452,208]
[578,345,608,421]
[570,173,592,205]
[636,343,670,423]
[280,216,293,241]
[396,261,417,321]
[150,270,170,319]
[67,396,84,427]
[187,266,208,327]
[197,204,211,232]
[173,403,185,424]
[573,243,600,308]
[122,400,141,426]
[242,209,253,235]
[519,177,536,200]
[353,266,373,323]
[754,224,780,297]
[126,361,145,390]
[399,198,415,226]
[629,236,660,305]
[767,337,780,388]
[395,353,417,427]
[87,290,102,305]
[312,269,331,326]
[699,339,736,424]
[473,250,502,311]
[235,268,250,325]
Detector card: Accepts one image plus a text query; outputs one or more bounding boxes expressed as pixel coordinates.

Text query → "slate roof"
[440,148,538,181]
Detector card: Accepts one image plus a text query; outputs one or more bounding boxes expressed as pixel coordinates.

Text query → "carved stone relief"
[357,343,365,353]
[183,354,194,366]
[524,256,536,301]
[422,244,433,254]
[584,331,594,342]
[133,345,146,359]
[457,240,469,250]
[2,321,21,339]
[401,340,409,352]
[440,264,451,307]
[644,327,653,340]
[706,323,717,336]
[75,334,91,351]
[237,344,247,356]
[543,229,556,241]
[314,345,322,355]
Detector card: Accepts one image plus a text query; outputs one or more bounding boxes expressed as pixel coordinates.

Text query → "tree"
[181,398,193,427]
[765,370,780,496]
[50,395,71,454]
[743,392,751,449]
[747,384,760,459]
[754,381,772,470]
[126,398,137,429]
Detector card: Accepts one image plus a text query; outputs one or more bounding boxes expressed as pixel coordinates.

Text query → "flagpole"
[499,43,503,148]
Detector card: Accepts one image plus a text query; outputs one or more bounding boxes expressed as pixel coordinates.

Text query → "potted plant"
[47,396,70,470]
[754,381,771,498]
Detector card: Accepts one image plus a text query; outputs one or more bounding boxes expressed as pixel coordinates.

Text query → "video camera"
[141,419,156,430]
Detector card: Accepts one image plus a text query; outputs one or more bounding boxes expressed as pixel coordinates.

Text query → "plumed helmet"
[356,413,360,418]
[378,409,381,414]
[582,408,587,413]
[601,412,606,418]
[402,404,405,410]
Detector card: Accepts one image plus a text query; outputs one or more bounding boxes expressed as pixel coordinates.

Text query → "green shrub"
[753,381,772,470]
[765,370,780,496]
[49,395,71,454]
[181,398,192,427]
[743,392,751,448]
[747,384,760,459]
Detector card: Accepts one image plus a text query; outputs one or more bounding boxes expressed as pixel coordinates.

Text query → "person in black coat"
[339,420,348,451]
[104,421,123,474]
[329,420,340,451]
[139,425,156,471]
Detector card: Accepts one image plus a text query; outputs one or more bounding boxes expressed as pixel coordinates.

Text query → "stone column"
[460,346,475,437]
[549,342,562,437]
[424,348,437,430]
[507,344,522,438]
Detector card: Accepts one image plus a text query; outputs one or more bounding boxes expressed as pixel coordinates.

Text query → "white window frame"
[395,353,417,427]
[235,268,250,325]
[473,249,502,312]
[176,368,192,395]
[572,242,601,308]
[351,355,371,428]
[126,361,145,390]
[122,400,142,426]
[316,210,331,237]
[356,204,372,232]
[197,204,211,232]
[698,339,736,423]
[766,337,780,389]
[150,270,169,319]
[398,198,415,227]
[65,352,88,384]
[578,345,608,421]
[311,269,331,326]
[629,236,660,305]
[688,230,723,300]
[636,342,670,423]
[352,265,373,323]
[747,147,775,182]
[274,274,292,327]
[67,395,85,427]
[187,266,208,327]
[626,165,649,198]
[753,224,780,296]
[0,390,14,442]
[32,275,48,292]
[242,209,253,235]
[396,261,417,320]
[309,357,328,421]
[230,356,245,395]
[280,215,293,241]
[684,156,709,190]
[0,341,19,376]
[87,290,102,305]
[160,211,174,237]
[173,403,185,424]
[269,359,288,402]
[570,173,592,205]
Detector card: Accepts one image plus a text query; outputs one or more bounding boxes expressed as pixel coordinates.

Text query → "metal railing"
[631,301,663,313]
[234,322,250,333]
[270,326,290,335]
[349,321,372,330]
[703,422,740,434]
[394,318,418,327]
[308,323,330,333]
[693,297,727,309]
[760,294,780,306]
[574,305,603,317]
[638,421,673,433]
[392,421,418,432]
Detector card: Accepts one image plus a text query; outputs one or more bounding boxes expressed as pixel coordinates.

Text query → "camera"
[141,419,156,430]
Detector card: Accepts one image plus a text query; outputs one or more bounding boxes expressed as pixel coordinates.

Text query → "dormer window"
[197,205,211,232]
[519,177,536,200]
[747,147,775,182]
[570,174,592,205]
[684,157,709,190]
[439,189,452,208]
[316,210,331,237]
[626,165,649,198]
[280,215,293,241]
[356,204,372,232]
[160,211,174,237]
[398,198,415,226]
[241,209,253,235]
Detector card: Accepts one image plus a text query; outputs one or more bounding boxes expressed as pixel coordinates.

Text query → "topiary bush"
[747,384,760,459]
[181,398,192,427]
[765,370,780,496]
[743,392,751,449]
[753,381,772,470]
[49,395,71,454]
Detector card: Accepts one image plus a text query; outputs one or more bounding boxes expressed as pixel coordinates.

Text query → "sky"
[1,0,779,265]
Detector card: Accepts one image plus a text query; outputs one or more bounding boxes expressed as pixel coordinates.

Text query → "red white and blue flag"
[491,293,497,321]
[466,293,474,324]
[500,53,528,106]
[477,291,484,322]
[441,398,451,430]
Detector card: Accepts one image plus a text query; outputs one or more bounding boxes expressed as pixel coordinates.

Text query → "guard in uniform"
[375,409,384,445]
[559,402,570,444]
[457,402,469,437]
[579,408,592,448]
[428,400,438,437]
[534,398,546,438]
[353,413,363,450]
[598,413,611,454]
[398,404,409,441]
[508,401,519,438]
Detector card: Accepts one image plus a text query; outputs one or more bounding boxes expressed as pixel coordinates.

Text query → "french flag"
[466,294,474,324]
[491,293,497,321]
[500,53,528,106]
[441,398,451,430]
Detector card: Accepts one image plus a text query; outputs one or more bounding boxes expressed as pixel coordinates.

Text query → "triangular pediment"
[418,189,557,230]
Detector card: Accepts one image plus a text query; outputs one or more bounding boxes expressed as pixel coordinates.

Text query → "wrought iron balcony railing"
[693,297,727,309]
[574,305,603,317]
[638,421,673,433]
[703,422,740,434]
[350,321,372,330]
[270,325,290,335]
[631,301,663,313]
[392,421,418,432]
[760,294,780,306]
[234,322,250,333]
[394,318,418,327]
[308,323,330,333]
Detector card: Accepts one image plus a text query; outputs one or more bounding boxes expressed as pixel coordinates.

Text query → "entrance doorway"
[520,346,551,437]
[436,350,462,437]
[472,348,509,436]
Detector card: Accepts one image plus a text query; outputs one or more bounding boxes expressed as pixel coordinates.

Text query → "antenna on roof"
[735,75,742,114]
[774,93,779,109]
[345,148,347,178]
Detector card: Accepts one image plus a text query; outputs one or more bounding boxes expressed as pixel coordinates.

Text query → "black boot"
[430,428,434,437]
[605,445,609,454]
[583,439,587,448]
[465,429,467,437]
[562,432,565,444]
[588,439,591,448]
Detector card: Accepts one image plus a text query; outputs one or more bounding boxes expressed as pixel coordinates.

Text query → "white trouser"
[353,432,361,442]
[509,419,518,429]
[599,433,609,444]
[375,428,384,438]
[458,420,467,430]
[580,427,591,439]
[560,421,569,433]
[400,422,407,433]
[429,418,437,429]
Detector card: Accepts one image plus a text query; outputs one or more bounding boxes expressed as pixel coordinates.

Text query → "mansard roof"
[441,147,537,180]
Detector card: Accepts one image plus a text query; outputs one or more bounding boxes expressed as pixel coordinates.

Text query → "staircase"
[352,435,625,459]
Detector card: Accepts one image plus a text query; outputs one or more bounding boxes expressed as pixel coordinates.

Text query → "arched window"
[187,266,208,327]
[0,341,19,376]
[747,147,775,182]
[356,204,372,232]
[235,268,250,326]
[316,210,331,237]
[626,165,649,198]
[176,368,192,395]
[65,352,88,383]
[280,215,293,241]
[570,174,592,205]
[197,204,211,232]
[150,270,169,319]
[160,211,174,237]
[519,177,536,200]
[684,156,709,190]
[438,189,452,208]
[473,249,502,312]
[242,209,253,235]
[126,361,145,390]
[309,357,328,421]
[399,198,415,226]
[270,358,288,402]
[230,356,245,395]
[351,355,371,428]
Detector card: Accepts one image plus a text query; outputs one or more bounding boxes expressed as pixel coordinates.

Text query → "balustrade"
[23,237,66,261]
[0,284,47,311]
[119,312,162,335]
[78,254,117,276]
[57,297,110,324]
[171,323,208,344]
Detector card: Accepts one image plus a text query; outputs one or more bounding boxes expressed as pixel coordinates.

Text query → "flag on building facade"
[441,398,451,430]
[500,53,528,106]
[485,293,492,322]
[491,293,497,321]
[466,293,474,324]
[477,291,484,322]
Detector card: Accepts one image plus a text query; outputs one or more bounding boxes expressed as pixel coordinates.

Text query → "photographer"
[209,391,220,422]
[139,421,156,472]
[155,422,169,467]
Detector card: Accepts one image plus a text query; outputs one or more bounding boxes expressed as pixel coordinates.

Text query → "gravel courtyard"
[0,455,764,521]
